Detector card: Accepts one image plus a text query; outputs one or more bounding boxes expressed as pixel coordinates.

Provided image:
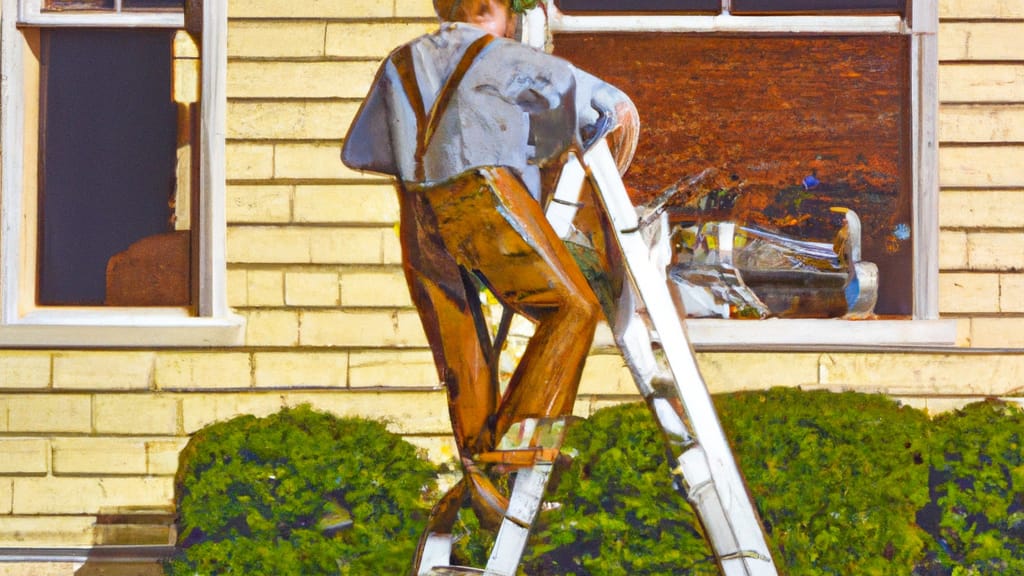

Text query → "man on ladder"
[342,0,777,573]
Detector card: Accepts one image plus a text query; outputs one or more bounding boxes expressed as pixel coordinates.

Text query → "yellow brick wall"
[0,0,1022,554]
[938,0,1024,346]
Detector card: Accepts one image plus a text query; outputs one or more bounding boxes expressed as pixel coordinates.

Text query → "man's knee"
[561,285,601,330]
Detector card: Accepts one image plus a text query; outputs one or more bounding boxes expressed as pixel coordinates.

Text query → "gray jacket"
[342,22,630,200]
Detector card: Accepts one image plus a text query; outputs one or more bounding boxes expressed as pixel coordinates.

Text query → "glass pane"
[123,0,185,10]
[554,33,913,316]
[38,28,189,307]
[731,0,905,15]
[555,0,720,13]
[43,0,114,11]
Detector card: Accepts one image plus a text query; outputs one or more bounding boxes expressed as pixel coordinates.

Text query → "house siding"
[938,0,1024,348]
[0,0,1020,553]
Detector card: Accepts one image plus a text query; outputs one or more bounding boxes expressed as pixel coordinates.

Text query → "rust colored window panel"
[554,33,912,315]
[555,0,720,13]
[37,28,190,307]
[43,0,114,10]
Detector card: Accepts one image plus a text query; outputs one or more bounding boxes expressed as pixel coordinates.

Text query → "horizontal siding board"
[227,62,378,100]
[227,101,357,140]
[939,64,1024,104]
[228,22,327,59]
[939,0,1024,19]
[939,105,1024,142]
[324,22,436,59]
[939,146,1024,188]
[939,189,1024,228]
[228,0,395,19]
[939,23,1024,62]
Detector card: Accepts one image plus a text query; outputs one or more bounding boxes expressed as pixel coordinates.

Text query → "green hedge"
[919,401,1024,574]
[518,390,1024,575]
[167,392,1023,575]
[165,405,438,575]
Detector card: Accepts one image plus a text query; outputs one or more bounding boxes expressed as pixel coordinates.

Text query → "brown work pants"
[399,166,600,461]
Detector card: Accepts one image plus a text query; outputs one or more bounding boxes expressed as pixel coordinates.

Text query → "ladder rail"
[421,139,779,576]
[581,139,777,575]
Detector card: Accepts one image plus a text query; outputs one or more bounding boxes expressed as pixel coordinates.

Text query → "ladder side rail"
[583,139,777,576]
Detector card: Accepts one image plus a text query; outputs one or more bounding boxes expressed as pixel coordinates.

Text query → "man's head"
[433,0,520,37]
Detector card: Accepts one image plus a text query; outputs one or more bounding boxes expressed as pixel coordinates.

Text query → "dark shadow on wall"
[74,507,175,576]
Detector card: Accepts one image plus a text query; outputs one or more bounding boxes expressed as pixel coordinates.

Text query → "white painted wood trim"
[17,11,184,27]
[200,0,229,319]
[1,0,27,324]
[685,318,957,348]
[591,318,959,349]
[912,0,939,320]
[543,2,903,34]
[0,0,243,347]
[18,0,183,27]
[0,316,245,346]
[910,0,937,34]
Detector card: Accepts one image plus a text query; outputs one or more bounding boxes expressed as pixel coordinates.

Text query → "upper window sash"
[543,6,906,35]
[19,0,184,27]
[552,0,906,16]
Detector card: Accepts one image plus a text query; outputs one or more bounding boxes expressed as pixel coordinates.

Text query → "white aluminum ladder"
[423,138,779,576]
[560,138,779,576]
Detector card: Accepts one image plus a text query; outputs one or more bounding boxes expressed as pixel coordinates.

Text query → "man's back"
[343,22,576,198]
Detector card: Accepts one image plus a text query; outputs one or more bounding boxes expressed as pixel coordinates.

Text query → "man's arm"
[342,60,399,176]
[571,66,639,175]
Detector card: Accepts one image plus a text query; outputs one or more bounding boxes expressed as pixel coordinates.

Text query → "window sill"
[594,318,959,351]
[0,308,245,347]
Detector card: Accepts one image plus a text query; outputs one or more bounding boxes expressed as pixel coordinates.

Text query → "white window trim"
[528,0,955,348]
[0,0,244,347]
[19,0,185,28]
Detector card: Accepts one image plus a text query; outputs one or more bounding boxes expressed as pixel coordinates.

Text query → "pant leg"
[398,184,496,458]
[422,167,601,442]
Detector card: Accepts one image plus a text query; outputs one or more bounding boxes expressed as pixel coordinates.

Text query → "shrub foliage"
[523,389,1023,575]
[168,392,1023,575]
[918,401,1024,575]
[165,405,437,575]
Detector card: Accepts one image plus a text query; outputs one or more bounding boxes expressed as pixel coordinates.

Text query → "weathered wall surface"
[0,0,1020,553]
[937,0,1024,347]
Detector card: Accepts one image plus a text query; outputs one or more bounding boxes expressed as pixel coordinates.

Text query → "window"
[529,0,954,347]
[1,0,242,345]
[19,0,186,25]
[39,28,183,307]
[554,0,905,14]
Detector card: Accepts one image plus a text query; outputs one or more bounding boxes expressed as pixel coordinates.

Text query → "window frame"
[551,0,907,17]
[526,0,954,348]
[0,0,243,346]
[19,0,184,26]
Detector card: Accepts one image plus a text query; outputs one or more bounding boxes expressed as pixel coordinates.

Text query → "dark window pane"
[123,0,185,10]
[43,0,114,11]
[731,0,905,15]
[555,0,720,13]
[38,28,183,306]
